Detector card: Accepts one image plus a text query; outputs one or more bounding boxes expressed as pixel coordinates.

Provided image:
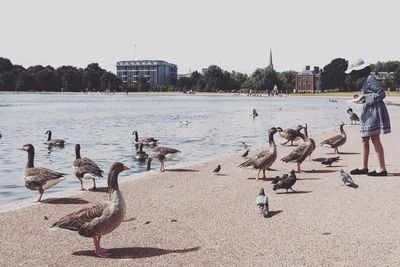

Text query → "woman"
[346,59,391,176]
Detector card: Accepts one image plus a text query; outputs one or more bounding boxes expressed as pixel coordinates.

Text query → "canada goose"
[73,144,104,191]
[134,143,148,162]
[132,131,158,146]
[277,125,303,146]
[19,144,65,201]
[320,122,346,154]
[45,130,65,146]
[281,124,315,172]
[51,162,129,258]
[147,146,181,172]
[238,127,278,180]
[347,108,360,125]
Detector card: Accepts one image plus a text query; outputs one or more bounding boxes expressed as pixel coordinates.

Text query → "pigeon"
[253,109,258,117]
[256,188,269,218]
[213,165,221,174]
[241,142,249,148]
[273,170,296,192]
[271,174,288,185]
[340,169,355,185]
[321,156,341,167]
[241,150,249,158]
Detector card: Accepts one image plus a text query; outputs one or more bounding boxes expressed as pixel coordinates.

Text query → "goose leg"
[160,161,165,172]
[90,178,97,191]
[256,169,261,181]
[79,179,85,191]
[296,162,302,173]
[93,236,111,257]
[262,170,267,180]
[37,186,44,202]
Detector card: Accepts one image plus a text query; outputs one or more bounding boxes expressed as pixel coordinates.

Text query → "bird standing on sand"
[320,122,347,154]
[277,125,303,146]
[51,162,129,258]
[273,170,297,193]
[340,169,355,185]
[241,150,249,158]
[19,144,65,201]
[45,130,65,146]
[239,127,278,181]
[271,174,288,185]
[281,124,315,173]
[321,156,341,167]
[132,131,158,146]
[256,188,269,218]
[347,108,360,125]
[147,146,181,172]
[73,144,104,191]
[213,165,221,174]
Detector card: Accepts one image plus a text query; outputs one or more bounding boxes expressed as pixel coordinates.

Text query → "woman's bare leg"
[370,134,386,172]
[361,136,370,170]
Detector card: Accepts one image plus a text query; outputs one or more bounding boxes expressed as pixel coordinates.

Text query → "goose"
[0,130,2,139]
[239,127,278,180]
[73,144,104,191]
[134,143,148,162]
[347,108,360,125]
[147,146,181,172]
[19,144,65,202]
[277,125,303,146]
[132,131,158,146]
[281,124,315,173]
[320,122,346,154]
[45,130,65,146]
[51,162,129,258]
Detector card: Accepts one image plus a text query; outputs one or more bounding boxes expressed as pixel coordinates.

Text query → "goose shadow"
[88,187,109,193]
[346,183,359,188]
[72,246,200,259]
[323,165,347,168]
[297,177,321,181]
[387,172,400,177]
[42,197,89,205]
[301,169,337,174]
[165,169,199,172]
[214,173,228,176]
[247,177,277,181]
[325,152,360,155]
[276,190,313,194]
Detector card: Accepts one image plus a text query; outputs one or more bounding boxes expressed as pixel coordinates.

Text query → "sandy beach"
[1,103,400,266]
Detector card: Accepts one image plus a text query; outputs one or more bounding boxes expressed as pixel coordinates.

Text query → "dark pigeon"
[273,170,296,192]
[213,165,221,174]
[321,156,341,167]
[241,150,249,158]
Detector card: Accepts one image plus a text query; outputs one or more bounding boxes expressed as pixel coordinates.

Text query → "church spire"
[268,48,274,70]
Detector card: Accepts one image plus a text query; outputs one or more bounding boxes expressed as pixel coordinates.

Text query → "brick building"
[295,66,321,93]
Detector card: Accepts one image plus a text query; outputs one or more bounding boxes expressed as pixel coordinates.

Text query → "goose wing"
[51,202,108,234]
[239,148,276,169]
[25,167,65,182]
[140,137,158,144]
[152,146,180,155]
[281,142,313,163]
[74,158,103,177]
[320,134,346,148]
[48,139,65,145]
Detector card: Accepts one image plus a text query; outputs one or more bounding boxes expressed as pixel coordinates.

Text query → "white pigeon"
[256,188,269,218]
[340,169,355,185]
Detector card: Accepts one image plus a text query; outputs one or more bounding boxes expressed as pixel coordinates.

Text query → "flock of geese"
[7,107,355,257]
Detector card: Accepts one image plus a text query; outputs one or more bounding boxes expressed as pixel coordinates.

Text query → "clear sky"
[1,0,399,75]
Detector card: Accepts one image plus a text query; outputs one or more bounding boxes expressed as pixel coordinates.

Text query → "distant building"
[268,48,274,70]
[295,66,321,93]
[116,60,177,87]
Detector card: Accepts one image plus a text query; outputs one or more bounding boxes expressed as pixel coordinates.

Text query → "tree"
[16,71,36,91]
[56,66,84,92]
[278,71,297,92]
[101,71,122,91]
[83,63,104,91]
[320,58,348,91]
[0,57,13,73]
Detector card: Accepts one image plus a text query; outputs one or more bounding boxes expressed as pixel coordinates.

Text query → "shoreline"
[1,113,400,265]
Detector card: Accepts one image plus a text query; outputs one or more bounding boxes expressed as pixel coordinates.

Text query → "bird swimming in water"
[256,188,269,218]
[340,169,355,185]
[45,130,65,146]
[321,156,340,167]
[19,144,65,201]
[241,150,249,158]
[134,143,148,162]
[213,165,221,174]
[51,162,129,258]
[132,131,158,146]
[273,170,296,193]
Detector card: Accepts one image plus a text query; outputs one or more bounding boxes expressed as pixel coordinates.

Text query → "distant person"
[346,59,391,176]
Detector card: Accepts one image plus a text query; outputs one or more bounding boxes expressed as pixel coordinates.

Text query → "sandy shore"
[1,113,400,266]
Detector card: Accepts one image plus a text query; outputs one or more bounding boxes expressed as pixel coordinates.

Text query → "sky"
[0,0,399,75]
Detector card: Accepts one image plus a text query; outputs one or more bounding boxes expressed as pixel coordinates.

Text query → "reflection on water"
[0,93,397,205]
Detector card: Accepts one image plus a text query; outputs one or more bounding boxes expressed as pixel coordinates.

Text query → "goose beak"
[123,165,130,171]
[18,147,25,151]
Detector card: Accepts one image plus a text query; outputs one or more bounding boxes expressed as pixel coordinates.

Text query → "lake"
[0,93,396,205]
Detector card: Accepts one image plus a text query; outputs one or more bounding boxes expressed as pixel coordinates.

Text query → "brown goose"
[132,131,158,146]
[19,144,65,202]
[51,162,129,258]
[320,122,346,154]
[147,146,180,172]
[347,108,360,125]
[277,125,303,146]
[281,124,315,172]
[73,144,104,191]
[239,127,278,180]
[45,130,65,146]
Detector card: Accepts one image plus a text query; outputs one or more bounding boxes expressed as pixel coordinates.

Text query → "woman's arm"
[364,75,385,105]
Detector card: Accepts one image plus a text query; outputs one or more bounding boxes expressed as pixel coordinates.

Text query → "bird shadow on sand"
[346,183,359,188]
[301,169,337,174]
[215,173,228,176]
[165,169,199,172]
[276,190,313,194]
[268,210,283,217]
[72,246,200,259]
[325,152,360,155]
[42,198,89,205]
[296,177,321,181]
[247,177,276,181]
[86,187,109,193]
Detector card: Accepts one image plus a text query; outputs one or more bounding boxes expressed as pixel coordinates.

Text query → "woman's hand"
[353,94,365,103]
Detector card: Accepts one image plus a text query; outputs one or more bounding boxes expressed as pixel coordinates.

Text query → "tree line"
[1,56,399,93]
